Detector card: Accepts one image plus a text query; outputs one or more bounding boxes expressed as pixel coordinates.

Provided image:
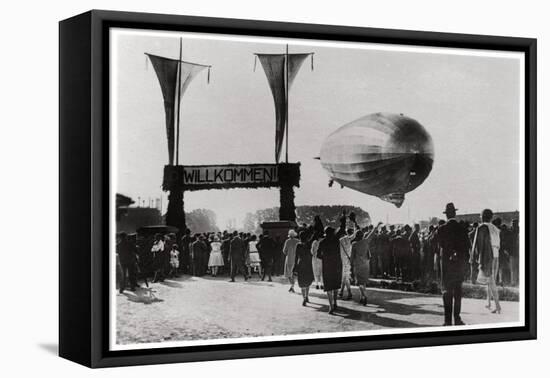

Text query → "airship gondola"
[319,112,434,208]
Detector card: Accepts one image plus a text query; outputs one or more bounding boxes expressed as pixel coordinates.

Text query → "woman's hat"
[288,229,297,238]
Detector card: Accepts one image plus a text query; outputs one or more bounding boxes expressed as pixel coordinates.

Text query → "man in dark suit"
[117,232,139,293]
[392,228,411,281]
[257,230,276,281]
[229,231,248,282]
[509,219,519,286]
[221,233,231,275]
[409,224,422,281]
[438,203,471,326]
[191,235,208,276]
[179,228,193,275]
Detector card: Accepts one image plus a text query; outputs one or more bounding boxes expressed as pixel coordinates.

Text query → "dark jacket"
[409,231,421,255]
[117,239,138,266]
[191,239,208,260]
[221,238,231,261]
[180,235,192,264]
[509,226,519,258]
[392,235,411,260]
[294,242,314,287]
[229,236,246,262]
[317,235,342,291]
[376,232,392,256]
[473,224,495,276]
[257,235,276,261]
[438,219,471,288]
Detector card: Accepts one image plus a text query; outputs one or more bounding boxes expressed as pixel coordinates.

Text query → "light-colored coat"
[283,237,300,278]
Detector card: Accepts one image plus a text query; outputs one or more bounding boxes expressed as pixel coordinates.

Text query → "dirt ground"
[116,274,519,345]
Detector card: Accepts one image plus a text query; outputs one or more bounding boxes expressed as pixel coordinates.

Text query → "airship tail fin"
[380,193,405,208]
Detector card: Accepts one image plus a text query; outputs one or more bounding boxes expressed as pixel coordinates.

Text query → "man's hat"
[443,202,458,214]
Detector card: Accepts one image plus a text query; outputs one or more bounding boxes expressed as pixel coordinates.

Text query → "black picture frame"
[59,9,537,368]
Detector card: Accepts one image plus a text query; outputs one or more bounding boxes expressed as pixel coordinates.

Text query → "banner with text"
[162,164,302,191]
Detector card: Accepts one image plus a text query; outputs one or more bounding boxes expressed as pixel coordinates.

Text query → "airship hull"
[319,112,434,207]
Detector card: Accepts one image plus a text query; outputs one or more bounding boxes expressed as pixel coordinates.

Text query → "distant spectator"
[207,236,224,277]
[310,232,323,289]
[117,232,139,293]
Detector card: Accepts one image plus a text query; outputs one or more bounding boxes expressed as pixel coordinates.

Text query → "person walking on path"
[257,231,276,281]
[294,231,314,306]
[283,230,300,293]
[317,226,342,314]
[472,209,502,314]
[338,228,355,300]
[438,203,471,326]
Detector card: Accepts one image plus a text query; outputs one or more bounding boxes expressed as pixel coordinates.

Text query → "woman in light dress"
[247,235,262,278]
[207,236,224,277]
[151,233,165,283]
[472,209,502,314]
[169,244,180,278]
[310,232,324,290]
[283,229,300,292]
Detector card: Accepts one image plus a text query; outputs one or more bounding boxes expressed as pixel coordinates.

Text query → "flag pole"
[175,37,183,166]
[285,43,289,163]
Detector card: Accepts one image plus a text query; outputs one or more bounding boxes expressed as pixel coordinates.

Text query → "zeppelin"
[319,112,434,208]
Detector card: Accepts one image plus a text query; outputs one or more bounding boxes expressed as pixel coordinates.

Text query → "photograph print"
[110,26,527,351]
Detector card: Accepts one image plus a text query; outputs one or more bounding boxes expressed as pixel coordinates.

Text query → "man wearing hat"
[438,203,471,326]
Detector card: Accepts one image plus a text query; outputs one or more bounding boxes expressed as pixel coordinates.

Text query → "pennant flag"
[256,54,286,162]
[255,52,313,162]
[146,53,209,165]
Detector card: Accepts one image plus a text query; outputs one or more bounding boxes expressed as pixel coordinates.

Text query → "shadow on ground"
[122,287,164,305]
[306,287,443,328]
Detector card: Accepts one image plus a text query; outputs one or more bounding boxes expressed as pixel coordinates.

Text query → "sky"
[111,28,523,229]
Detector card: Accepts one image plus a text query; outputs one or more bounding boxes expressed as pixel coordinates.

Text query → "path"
[116,275,519,345]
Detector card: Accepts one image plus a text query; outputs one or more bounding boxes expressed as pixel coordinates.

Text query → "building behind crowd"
[455,211,519,225]
[419,210,519,229]
[117,206,163,233]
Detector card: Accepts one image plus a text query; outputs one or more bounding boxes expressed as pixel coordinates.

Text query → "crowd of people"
[116,202,519,324]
